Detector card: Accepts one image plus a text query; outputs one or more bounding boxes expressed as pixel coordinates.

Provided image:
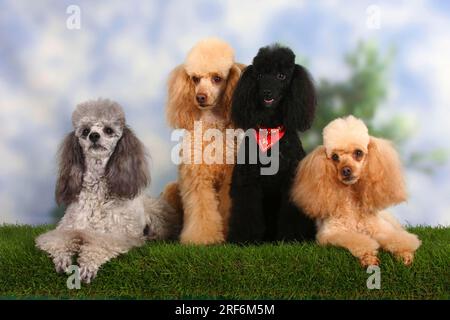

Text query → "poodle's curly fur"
[291,115,421,267]
[164,38,245,244]
[227,44,317,243]
[36,99,180,283]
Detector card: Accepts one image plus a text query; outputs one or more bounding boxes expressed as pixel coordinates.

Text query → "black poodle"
[227,44,317,243]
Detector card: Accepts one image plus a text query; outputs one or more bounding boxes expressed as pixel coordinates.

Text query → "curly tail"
[143,195,182,241]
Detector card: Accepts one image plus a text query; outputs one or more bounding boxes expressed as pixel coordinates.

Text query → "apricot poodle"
[291,115,421,267]
[164,38,244,244]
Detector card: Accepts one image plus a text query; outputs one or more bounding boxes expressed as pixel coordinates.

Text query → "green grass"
[0,224,448,299]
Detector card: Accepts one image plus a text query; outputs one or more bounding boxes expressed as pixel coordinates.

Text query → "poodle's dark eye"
[354,149,364,159]
[332,153,340,162]
[192,76,200,84]
[277,73,286,80]
[212,76,222,84]
[104,127,114,135]
[82,128,90,137]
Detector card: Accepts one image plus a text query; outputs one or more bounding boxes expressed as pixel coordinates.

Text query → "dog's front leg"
[179,165,224,245]
[77,233,143,283]
[227,164,265,244]
[217,164,234,237]
[369,215,421,266]
[35,229,81,274]
[317,225,380,267]
[276,195,317,242]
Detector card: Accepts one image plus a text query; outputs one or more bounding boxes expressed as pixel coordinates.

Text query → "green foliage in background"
[302,41,401,150]
[300,41,448,172]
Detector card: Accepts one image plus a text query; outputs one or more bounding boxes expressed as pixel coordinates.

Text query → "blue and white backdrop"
[1,0,449,226]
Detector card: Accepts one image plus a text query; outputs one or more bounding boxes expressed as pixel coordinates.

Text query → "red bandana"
[254,126,286,152]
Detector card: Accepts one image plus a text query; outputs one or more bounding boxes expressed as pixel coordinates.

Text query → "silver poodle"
[36,98,181,283]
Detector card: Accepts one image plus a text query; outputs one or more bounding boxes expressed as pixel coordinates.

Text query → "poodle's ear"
[359,137,407,210]
[166,64,200,130]
[291,146,344,219]
[284,64,317,132]
[231,65,258,129]
[106,127,150,199]
[219,63,243,124]
[55,131,84,206]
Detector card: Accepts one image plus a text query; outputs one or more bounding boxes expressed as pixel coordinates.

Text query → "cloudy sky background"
[0,0,449,226]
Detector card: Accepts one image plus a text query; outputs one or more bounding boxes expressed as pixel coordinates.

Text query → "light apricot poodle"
[291,115,421,267]
[163,38,244,244]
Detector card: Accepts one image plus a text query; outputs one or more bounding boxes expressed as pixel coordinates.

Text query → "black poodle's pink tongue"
[254,125,286,152]
[264,98,275,107]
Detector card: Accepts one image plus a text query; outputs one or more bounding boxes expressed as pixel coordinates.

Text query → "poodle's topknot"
[184,37,235,76]
[72,98,126,128]
[253,44,295,69]
[323,115,370,157]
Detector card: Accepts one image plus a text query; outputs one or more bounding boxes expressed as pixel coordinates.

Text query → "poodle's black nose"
[341,167,352,177]
[196,94,207,105]
[263,90,272,99]
[89,132,100,143]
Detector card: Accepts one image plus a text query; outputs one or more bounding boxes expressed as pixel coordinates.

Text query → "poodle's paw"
[78,264,99,284]
[397,251,415,266]
[180,227,224,245]
[360,254,380,268]
[53,255,72,274]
